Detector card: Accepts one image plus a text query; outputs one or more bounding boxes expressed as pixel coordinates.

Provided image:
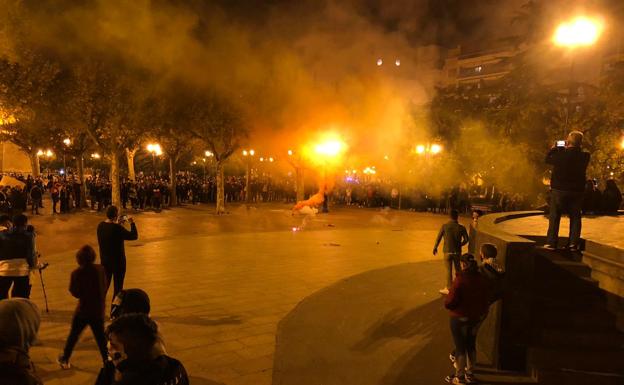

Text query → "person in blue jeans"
[444,253,492,385]
[545,131,590,251]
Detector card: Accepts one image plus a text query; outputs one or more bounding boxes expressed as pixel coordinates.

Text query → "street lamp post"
[63,138,71,180]
[553,16,604,131]
[146,143,163,175]
[242,149,255,203]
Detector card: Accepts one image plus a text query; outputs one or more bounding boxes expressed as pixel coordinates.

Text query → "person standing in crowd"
[0,215,36,300]
[444,254,491,385]
[97,206,138,299]
[0,298,42,385]
[98,313,189,385]
[57,245,108,369]
[545,131,590,251]
[602,179,622,214]
[51,183,60,214]
[434,209,469,295]
[28,185,42,216]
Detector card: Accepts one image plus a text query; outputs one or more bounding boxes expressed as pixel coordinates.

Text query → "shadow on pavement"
[188,376,226,385]
[153,314,243,327]
[372,298,453,385]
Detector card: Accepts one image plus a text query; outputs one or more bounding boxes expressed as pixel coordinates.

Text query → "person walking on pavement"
[444,254,492,385]
[0,215,37,300]
[434,209,469,294]
[57,245,109,369]
[544,131,590,251]
[97,206,138,300]
[28,185,42,216]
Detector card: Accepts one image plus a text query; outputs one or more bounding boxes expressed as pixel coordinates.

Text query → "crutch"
[38,262,50,313]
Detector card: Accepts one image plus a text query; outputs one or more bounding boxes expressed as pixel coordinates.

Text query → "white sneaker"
[57,355,71,370]
[439,288,449,295]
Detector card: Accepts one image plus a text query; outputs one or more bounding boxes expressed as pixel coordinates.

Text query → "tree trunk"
[296,167,305,202]
[29,152,40,178]
[126,147,137,181]
[216,161,226,214]
[110,151,121,208]
[76,155,88,208]
[169,156,178,206]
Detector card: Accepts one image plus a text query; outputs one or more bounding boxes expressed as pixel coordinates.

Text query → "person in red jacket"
[57,245,108,369]
[444,253,492,385]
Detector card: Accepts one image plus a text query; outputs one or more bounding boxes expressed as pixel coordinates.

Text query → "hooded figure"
[0,298,42,385]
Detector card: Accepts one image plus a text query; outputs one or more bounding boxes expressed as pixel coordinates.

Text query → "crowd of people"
[0,206,189,385]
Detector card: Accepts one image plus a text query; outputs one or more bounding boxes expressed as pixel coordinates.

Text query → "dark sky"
[214,0,527,48]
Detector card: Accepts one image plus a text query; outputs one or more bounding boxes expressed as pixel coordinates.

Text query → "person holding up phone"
[545,131,590,251]
[97,206,138,300]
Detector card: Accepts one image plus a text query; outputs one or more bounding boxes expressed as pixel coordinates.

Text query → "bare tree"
[142,86,197,206]
[189,92,248,214]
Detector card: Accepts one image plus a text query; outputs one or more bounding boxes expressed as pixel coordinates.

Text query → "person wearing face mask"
[97,314,188,385]
[0,298,42,385]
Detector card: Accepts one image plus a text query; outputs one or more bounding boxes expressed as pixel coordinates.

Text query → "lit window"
[475,66,483,73]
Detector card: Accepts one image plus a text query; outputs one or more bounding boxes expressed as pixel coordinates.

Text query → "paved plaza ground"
[24,203,459,385]
[496,213,624,249]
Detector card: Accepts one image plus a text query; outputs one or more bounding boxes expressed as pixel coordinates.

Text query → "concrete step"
[538,369,624,385]
[550,259,592,278]
[536,307,617,331]
[471,368,537,384]
[529,347,624,374]
[533,291,606,308]
[539,328,624,350]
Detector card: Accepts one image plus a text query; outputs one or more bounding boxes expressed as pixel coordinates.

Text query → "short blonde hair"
[567,131,584,147]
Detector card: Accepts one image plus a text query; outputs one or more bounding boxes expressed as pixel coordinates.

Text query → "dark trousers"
[31,199,41,214]
[450,316,482,377]
[546,189,584,247]
[445,253,461,289]
[103,259,126,299]
[62,314,107,362]
[0,275,30,300]
[52,199,59,214]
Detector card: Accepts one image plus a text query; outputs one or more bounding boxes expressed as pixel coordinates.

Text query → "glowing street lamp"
[553,16,604,48]
[620,138,624,150]
[241,148,255,203]
[314,139,344,157]
[63,138,71,146]
[415,145,426,155]
[91,153,101,159]
[205,150,214,157]
[146,143,162,174]
[287,149,293,156]
[430,144,443,154]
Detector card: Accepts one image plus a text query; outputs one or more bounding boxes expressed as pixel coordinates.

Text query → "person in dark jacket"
[0,298,42,385]
[58,245,109,369]
[434,209,469,294]
[0,215,36,300]
[97,314,189,385]
[96,288,164,385]
[28,186,42,215]
[478,243,505,303]
[444,253,492,385]
[602,179,622,214]
[545,131,590,250]
[97,206,138,299]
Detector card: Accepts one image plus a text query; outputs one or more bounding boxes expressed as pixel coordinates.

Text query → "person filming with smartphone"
[544,131,590,251]
[97,206,138,301]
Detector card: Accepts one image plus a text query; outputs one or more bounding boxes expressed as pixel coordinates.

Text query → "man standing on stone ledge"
[545,131,590,251]
[434,209,469,295]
